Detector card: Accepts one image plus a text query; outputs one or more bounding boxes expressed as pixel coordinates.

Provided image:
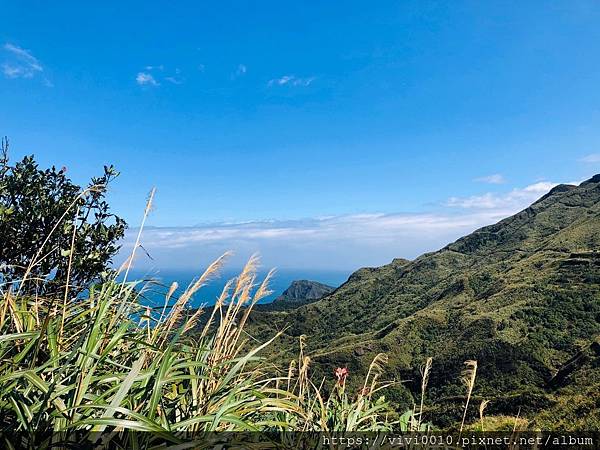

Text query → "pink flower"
[334,367,349,384]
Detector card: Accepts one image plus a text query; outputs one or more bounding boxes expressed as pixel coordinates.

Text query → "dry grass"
[460,359,478,433]
[0,256,301,446]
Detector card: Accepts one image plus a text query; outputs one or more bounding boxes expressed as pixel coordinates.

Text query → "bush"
[0,138,126,296]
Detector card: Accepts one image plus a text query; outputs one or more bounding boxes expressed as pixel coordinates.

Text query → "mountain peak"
[275,280,335,304]
[581,173,600,185]
[255,280,335,311]
[534,183,577,204]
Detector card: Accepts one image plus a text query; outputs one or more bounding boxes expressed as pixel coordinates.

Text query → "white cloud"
[120,208,515,270]
[139,66,183,86]
[165,68,183,84]
[136,72,159,86]
[446,181,565,210]
[2,64,24,78]
[117,179,586,270]
[2,43,50,85]
[165,76,182,84]
[579,153,600,163]
[3,43,42,74]
[230,64,247,80]
[268,75,315,87]
[474,174,505,184]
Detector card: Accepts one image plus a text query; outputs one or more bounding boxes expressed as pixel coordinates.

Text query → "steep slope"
[256,280,335,311]
[249,175,600,426]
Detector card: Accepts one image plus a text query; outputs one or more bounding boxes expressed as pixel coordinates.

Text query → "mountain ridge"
[248,175,600,427]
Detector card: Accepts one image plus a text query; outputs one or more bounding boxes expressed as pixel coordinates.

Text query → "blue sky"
[2,1,600,270]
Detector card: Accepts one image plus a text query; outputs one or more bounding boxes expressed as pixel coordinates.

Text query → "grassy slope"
[248,176,600,427]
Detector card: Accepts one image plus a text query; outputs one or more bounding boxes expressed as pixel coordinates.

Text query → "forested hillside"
[249,175,600,427]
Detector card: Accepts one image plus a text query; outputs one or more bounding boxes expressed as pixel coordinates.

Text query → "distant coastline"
[124,267,350,308]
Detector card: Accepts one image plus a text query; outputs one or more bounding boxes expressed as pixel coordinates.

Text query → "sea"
[124,267,351,309]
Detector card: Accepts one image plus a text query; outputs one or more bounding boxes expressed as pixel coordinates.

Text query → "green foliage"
[0,269,296,447]
[0,138,126,296]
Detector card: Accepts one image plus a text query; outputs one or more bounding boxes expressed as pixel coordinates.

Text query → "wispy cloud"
[474,174,505,184]
[268,75,316,87]
[121,209,511,270]
[133,212,511,249]
[165,68,183,84]
[230,64,247,80]
[579,153,600,163]
[137,65,183,86]
[136,72,159,86]
[165,77,182,85]
[118,180,582,270]
[445,180,576,209]
[2,43,51,85]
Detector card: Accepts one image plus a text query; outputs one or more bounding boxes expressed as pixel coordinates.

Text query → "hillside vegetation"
[248,175,600,428]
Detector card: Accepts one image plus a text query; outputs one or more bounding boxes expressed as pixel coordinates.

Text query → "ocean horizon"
[125,267,351,308]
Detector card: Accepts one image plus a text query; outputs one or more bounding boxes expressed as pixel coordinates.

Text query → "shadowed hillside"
[248,175,600,427]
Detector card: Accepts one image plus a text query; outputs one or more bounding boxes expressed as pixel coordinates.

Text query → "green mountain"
[256,280,335,311]
[249,175,600,428]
